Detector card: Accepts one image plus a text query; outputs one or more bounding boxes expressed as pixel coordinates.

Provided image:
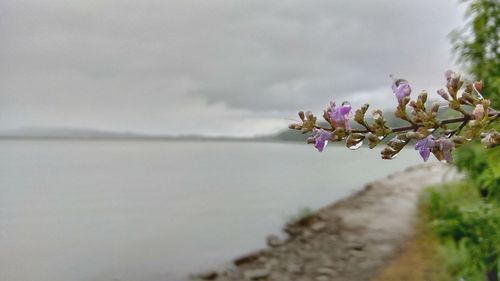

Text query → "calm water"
[0,140,422,281]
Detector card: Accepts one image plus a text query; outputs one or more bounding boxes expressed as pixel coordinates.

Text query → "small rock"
[349,249,365,258]
[234,251,265,266]
[316,267,337,277]
[286,263,304,274]
[311,221,326,232]
[266,235,283,247]
[284,226,301,236]
[267,258,279,267]
[302,243,313,251]
[243,268,271,280]
[318,212,328,220]
[319,259,335,268]
[315,275,330,281]
[358,259,382,270]
[222,269,242,279]
[196,270,218,280]
[328,235,340,242]
[302,230,313,238]
[348,242,364,251]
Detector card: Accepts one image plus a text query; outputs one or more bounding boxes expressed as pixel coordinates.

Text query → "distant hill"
[0,127,160,139]
[0,127,263,142]
[0,107,462,142]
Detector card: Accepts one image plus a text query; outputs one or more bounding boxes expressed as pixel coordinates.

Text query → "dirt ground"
[370,212,450,281]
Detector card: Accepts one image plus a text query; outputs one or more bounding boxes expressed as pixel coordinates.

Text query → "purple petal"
[344,120,351,130]
[440,143,453,163]
[394,82,411,102]
[391,83,398,92]
[415,136,434,162]
[418,147,431,161]
[391,78,411,102]
[339,103,352,115]
[315,139,327,152]
[327,101,352,129]
[314,130,332,152]
[436,137,455,163]
[443,151,453,163]
[328,102,336,113]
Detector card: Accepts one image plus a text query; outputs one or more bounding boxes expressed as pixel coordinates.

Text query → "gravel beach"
[192,163,460,281]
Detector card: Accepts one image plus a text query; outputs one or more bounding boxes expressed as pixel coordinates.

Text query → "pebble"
[311,221,326,232]
[316,267,337,277]
[234,251,264,266]
[286,263,304,274]
[196,271,218,280]
[243,268,271,280]
[266,235,283,247]
[314,275,330,281]
[267,258,279,267]
[302,230,313,238]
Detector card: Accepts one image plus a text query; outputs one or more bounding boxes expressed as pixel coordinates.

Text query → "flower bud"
[426,137,451,163]
[473,81,483,93]
[450,135,467,146]
[365,132,381,149]
[437,89,450,101]
[460,92,475,104]
[481,129,500,149]
[446,70,460,89]
[402,96,411,106]
[372,110,383,120]
[472,104,485,120]
[418,91,428,104]
[298,111,305,121]
[406,132,423,139]
[449,100,461,110]
[431,103,440,113]
[346,133,365,150]
[381,147,396,160]
[481,99,490,110]
[392,79,412,102]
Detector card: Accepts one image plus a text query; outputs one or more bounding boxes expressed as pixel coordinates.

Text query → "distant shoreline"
[0,135,291,143]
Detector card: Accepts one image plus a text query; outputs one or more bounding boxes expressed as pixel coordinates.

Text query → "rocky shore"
[191,163,460,281]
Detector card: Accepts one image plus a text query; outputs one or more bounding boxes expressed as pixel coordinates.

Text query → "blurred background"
[0,0,466,137]
[0,1,467,281]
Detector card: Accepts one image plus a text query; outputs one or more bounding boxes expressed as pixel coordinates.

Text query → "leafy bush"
[455,144,500,198]
[424,182,500,279]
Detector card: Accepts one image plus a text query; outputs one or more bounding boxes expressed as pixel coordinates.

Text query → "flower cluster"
[289,70,500,163]
[327,102,352,129]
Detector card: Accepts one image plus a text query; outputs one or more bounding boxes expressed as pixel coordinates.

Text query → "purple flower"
[328,102,352,129]
[392,79,412,102]
[309,129,332,152]
[415,135,435,162]
[435,137,455,163]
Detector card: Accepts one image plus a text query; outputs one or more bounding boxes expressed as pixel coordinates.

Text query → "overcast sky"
[0,0,466,137]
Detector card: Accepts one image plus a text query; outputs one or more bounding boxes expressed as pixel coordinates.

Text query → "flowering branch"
[289,70,500,163]
[314,112,499,134]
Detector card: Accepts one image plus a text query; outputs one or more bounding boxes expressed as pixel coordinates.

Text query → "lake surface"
[0,140,422,281]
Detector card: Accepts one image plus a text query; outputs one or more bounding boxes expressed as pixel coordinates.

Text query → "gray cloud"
[0,0,464,136]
